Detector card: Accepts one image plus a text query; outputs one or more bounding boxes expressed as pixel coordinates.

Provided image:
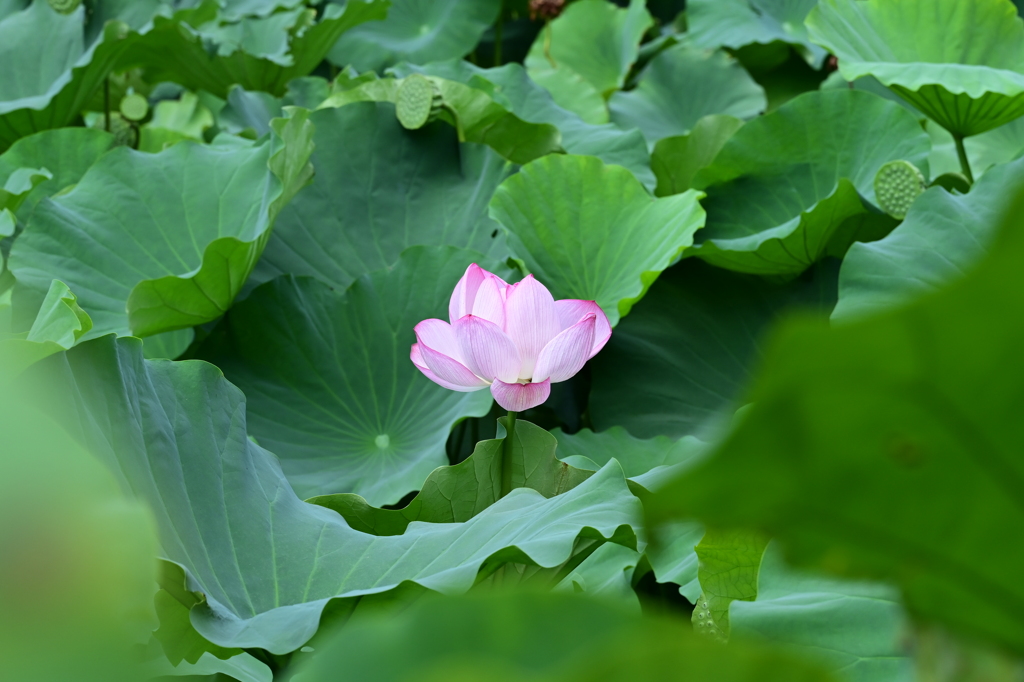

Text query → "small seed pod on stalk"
[395,75,445,130]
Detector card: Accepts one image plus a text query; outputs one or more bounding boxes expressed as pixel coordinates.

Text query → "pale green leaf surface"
[145,651,272,682]
[687,0,827,67]
[42,335,641,654]
[251,102,509,292]
[9,110,313,339]
[389,60,656,189]
[308,418,593,534]
[644,521,706,601]
[648,189,1024,655]
[489,154,705,326]
[201,247,501,505]
[808,0,1024,136]
[834,155,1024,321]
[691,528,770,641]
[690,90,929,276]
[0,279,92,376]
[328,0,502,73]
[589,259,836,439]
[651,115,744,196]
[609,43,765,145]
[525,0,653,123]
[555,543,642,610]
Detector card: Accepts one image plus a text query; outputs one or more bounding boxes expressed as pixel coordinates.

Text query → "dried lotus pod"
[395,75,444,130]
[47,0,81,14]
[874,160,927,220]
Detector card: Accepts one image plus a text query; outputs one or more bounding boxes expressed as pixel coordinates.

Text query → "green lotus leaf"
[200,247,503,505]
[251,102,509,292]
[41,335,641,654]
[589,259,836,439]
[390,59,655,189]
[690,90,929,276]
[690,529,769,642]
[121,0,387,98]
[834,155,1024,321]
[294,592,839,682]
[651,115,744,197]
[643,521,706,601]
[9,108,313,339]
[928,118,1024,180]
[647,188,1024,655]
[553,426,709,493]
[320,74,562,164]
[489,154,706,326]
[609,43,765,146]
[525,0,653,124]
[730,544,912,682]
[328,0,502,73]
[216,0,305,21]
[309,418,594,534]
[144,650,271,682]
[0,278,91,376]
[687,0,827,68]
[807,0,1024,138]
[0,1,142,151]
[138,92,215,153]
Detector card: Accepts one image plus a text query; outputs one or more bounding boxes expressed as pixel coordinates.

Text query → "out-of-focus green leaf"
[321,74,562,164]
[644,521,706,601]
[0,377,158,682]
[525,0,653,124]
[834,155,1024,321]
[489,154,705,326]
[201,247,500,505]
[553,426,708,493]
[328,0,502,73]
[9,109,313,339]
[808,0,1024,137]
[687,0,826,68]
[648,188,1024,655]
[0,279,91,376]
[690,90,929,276]
[308,418,592,534]
[152,589,241,667]
[294,592,839,682]
[554,543,642,608]
[144,650,272,682]
[589,259,836,439]
[0,2,140,150]
[141,328,195,361]
[251,102,509,292]
[609,43,765,146]
[41,335,640,653]
[731,544,913,682]
[121,0,387,98]
[389,60,656,189]
[651,114,743,196]
[690,528,770,642]
[138,92,214,152]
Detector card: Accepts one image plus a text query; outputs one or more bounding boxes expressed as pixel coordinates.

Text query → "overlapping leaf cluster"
[2,1,1024,681]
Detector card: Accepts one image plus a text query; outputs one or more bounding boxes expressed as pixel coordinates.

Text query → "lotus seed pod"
[930,172,971,194]
[395,75,443,130]
[874,160,927,220]
[119,94,149,122]
[47,0,81,14]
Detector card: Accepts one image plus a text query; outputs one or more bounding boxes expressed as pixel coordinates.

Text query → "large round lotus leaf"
[524,0,653,124]
[489,154,705,327]
[688,89,930,276]
[121,1,387,98]
[9,110,313,339]
[647,189,1024,657]
[329,0,502,73]
[589,259,837,440]
[834,155,1024,321]
[687,0,827,68]
[0,2,140,151]
[41,335,640,654]
[251,102,509,292]
[201,246,500,504]
[608,43,765,146]
[391,60,656,189]
[808,0,1024,137]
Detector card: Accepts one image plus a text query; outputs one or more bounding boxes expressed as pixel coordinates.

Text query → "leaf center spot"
[374,434,390,449]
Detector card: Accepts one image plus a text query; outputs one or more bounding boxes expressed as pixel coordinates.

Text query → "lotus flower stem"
[501,410,517,497]
[954,134,974,185]
[103,77,111,133]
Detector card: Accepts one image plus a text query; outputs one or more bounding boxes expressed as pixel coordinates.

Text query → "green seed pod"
[119,94,149,122]
[395,75,444,130]
[47,0,81,14]
[874,160,927,220]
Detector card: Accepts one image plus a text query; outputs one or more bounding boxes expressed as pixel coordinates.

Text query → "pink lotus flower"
[411,264,611,412]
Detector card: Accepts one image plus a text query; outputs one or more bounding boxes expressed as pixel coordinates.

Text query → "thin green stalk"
[500,410,517,497]
[104,77,111,132]
[954,134,974,184]
[493,10,503,66]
